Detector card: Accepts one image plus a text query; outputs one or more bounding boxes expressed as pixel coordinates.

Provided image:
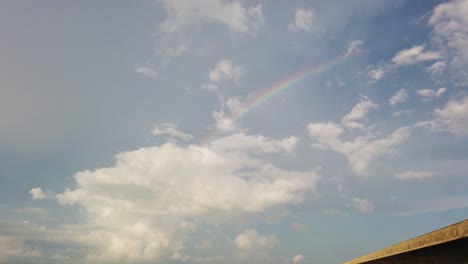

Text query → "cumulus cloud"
[292,254,305,263]
[395,170,439,180]
[426,60,447,77]
[33,133,318,262]
[429,0,468,82]
[344,40,364,57]
[158,0,265,34]
[351,197,374,213]
[391,45,442,66]
[416,95,468,136]
[152,123,194,141]
[30,188,49,200]
[209,60,244,84]
[234,229,277,251]
[308,99,409,175]
[212,110,238,132]
[341,97,378,130]
[388,89,408,107]
[135,64,158,78]
[367,65,387,82]
[417,87,447,101]
[289,8,316,32]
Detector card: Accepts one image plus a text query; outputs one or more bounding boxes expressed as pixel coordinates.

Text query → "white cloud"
[417,87,447,101]
[234,229,277,251]
[395,170,439,180]
[34,133,318,262]
[351,197,374,213]
[152,123,194,141]
[209,59,244,84]
[308,123,409,175]
[367,65,387,82]
[344,40,364,57]
[308,99,409,175]
[341,97,378,130]
[292,254,305,264]
[135,64,158,78]
[158,0,265,34]
[416,95,468,136]
[391,45,442,65]
[289,8,316,32]
[429,0,468,81]
[426,60,447,77]
[30,188,48,200]
[212,110,238,132]
[388,89,408,107]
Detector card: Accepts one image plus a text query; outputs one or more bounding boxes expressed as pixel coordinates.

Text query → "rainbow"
[202,54,349,143]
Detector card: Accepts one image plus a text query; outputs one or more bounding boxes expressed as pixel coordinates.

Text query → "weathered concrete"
[343,219,468,264]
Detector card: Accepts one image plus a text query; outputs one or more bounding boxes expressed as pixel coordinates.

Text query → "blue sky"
[0,0,467,263]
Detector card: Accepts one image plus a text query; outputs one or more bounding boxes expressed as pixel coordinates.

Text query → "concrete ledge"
[343,219,468,264]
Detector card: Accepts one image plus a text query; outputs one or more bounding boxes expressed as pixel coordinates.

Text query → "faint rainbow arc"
[202,55,349,143]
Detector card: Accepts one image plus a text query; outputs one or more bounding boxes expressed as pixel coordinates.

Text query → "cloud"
[212,110,238,132]
[341,97,378,130]
[234,229,277,251]
[388,89,408,107]
[209,60,244,84]
[135,64,158,78]
[416,95,468,136]
[33,133,319,263]
[292,254,305,264]
[426,60,447,77]
[344,40,364,57]
[308,98,409,175]
[351,197,374,213]
[158,0,265,34]
[30,188,49,200]
[417,87,447,101]
[289,8,316,32]
[152,123,194,141]
[367,65,387,82]
[395,170,439,180]
[429,0,468,82]
[391,45,442,65]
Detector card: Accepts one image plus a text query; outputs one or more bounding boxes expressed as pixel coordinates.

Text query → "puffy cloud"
[344,40,364,57]
[426,60,447,77]
[158,0,265,34]
[212,110,238,132]
[292,254,305,263]
[152,123,194,141]
[308,99,409,175]
[391,45,442,65]
[34,133,318,262]
[234,229,277,251]
[209,60,244,84]
[416,95,468,136]
[351,197,374,213]
[289,8,316,32]
[135,64,158,78]
[367,65,387,82]
[341,97,378,130]
[417,87,447,101]
[30,188,48,200]
[395,170,439,180]
[388,89,408,107]
[429,0,468,81]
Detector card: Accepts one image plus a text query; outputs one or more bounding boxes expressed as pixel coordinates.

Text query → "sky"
[0,0,467,263]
